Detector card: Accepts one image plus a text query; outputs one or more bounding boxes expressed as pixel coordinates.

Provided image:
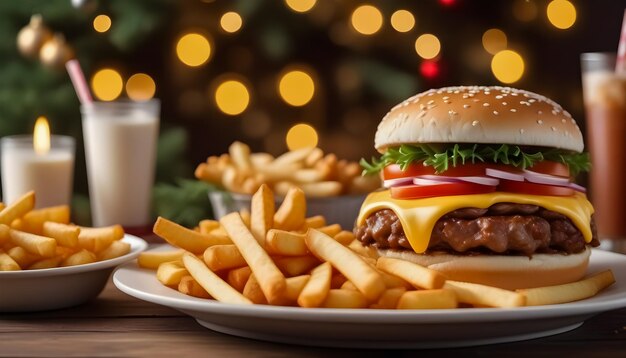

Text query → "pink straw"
[65,59,93,105]
[616,9,626,73]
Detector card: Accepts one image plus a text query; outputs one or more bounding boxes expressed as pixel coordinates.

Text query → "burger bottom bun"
[376,246,592,290]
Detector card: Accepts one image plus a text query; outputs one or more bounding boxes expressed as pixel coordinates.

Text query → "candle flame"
[34,116,50,155]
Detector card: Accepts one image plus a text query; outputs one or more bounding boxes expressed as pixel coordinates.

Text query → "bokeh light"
[278,70,315,107]
[420,60,440,79]
[286,123,319,150]
[176,33,211,67]
[513,0,538,22]
[125,73,156,101]
[390,10,415,33]
[414,34,441,59]
[482,28,507,55]
[547,0,576,30]
[285,0,317,13]
[491,50,525,84]
[351,5,383,35]
[91,69,123,101]
[93,14,111,33]
[220,12,243,33]
[214,80,250,115]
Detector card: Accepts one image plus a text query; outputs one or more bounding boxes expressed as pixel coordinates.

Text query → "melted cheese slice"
[357,190,594,254]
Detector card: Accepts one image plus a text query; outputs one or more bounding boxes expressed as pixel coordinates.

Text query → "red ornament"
[439,0,457,6]
[420,60,440,79]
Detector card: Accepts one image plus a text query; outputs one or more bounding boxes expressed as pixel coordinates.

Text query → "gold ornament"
[17,14,52,58]
[39,34,74,68]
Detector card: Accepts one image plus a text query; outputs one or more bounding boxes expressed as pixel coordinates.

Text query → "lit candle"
[1,117,75,208]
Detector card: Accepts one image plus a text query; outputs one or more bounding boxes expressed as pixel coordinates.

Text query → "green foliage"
[152,179,216,228]
[361,144,591,176]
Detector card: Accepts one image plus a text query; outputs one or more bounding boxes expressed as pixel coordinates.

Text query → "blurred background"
[0,0,624,224]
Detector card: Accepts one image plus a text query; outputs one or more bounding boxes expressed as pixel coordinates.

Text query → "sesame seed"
[562,118,567,123]
[483,103,490,107]
[443,96,450,100]
[537,119,543,124]
[571,119,576,124]
[454,90,460,94]
[463,104,470,109]
[502,102,508,106]
[551,126,557,131]
[510,109,517,112]
[538,110,543,114]
[444,100,451,104]
[429,104,437,109]
[428,100,435,105]
[448,110,457,115]
[428,93,434,96]
[496,95,503,99]
[552,110,558,115]
[493,110,499,115]
[472,120,479,126]
[420,104,427,110]
[473,98,480,102]
[528,99,536,103]
[520,129,525,134]
[418,111,427,118]
[511,93,518,96]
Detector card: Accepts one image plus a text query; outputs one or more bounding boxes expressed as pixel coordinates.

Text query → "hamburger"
[356,86,598,290]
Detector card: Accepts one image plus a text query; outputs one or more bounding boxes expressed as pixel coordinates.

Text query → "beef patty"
[354,203,599,256]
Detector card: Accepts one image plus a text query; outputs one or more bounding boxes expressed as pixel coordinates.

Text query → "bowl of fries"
[196,142,380,230]
[0,191,148,312]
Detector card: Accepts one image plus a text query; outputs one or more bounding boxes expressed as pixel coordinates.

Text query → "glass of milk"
[81,100,160,228]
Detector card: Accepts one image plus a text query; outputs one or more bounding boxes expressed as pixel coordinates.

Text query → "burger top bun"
[376,246,591,290]
[375,86,584,153]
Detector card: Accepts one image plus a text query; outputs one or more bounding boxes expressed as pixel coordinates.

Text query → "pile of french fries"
[194,141,380,197]
[143,185,616,309]
[0,191,130,271]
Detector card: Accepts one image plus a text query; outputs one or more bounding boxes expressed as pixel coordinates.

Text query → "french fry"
[250,152,275,168]
[18,204,70,235]
[0,223,10,245]
[306,229,385,301]
[304,147,324,167]
[271,147,314,168]
[7,246,40,268]
[203,244,247,271]
[183,253,252,304]
[298,181,343,198]
[243,274,268,304]
[341,281,358,291]
[376,257,446,290]
[293,168,326,183]
[28,256,62,269]
[304,215,326,229]
[273,256,320,277]
[178,275,211,298]
[157,261,189,286]
[154,217,231,254]
[0,250,21,271]
[317,224,342,237]
[517,270,616,306]
[0,202,4,211]
[229,141,254,175]
[274,187,306,231]
[138,249,185,269]
[195,162,223,184]
[297,262,332,308]
[257,164,302,183]
[397,289,458,309]
[250,184,274,246]
[348,239,379,259]
[322,289,368,309]
[62,249,97,267]
[199,220,220,235]
[55,246,77,260]
[227,266,252,292]
[0,191,35,226]
[9,227,57,257]
[285,275,311,302]
[333,231,355,246]
[220,212,287,304]
[444,280,525,308]
[239,208,251,228]
[42,222,79,248]
[97,240,131,261]
[370,287,407,309]
[265,229,308,256]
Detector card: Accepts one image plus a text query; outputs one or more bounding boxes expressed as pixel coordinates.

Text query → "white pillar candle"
[1,131,75,208]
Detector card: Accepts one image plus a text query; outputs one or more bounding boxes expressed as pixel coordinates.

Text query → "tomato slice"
[497,180,575,196]
[525,161,570,178]
[383,163,503,180]
[390,182,496,199]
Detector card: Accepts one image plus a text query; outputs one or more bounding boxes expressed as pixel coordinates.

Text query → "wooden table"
[1,280,626,357]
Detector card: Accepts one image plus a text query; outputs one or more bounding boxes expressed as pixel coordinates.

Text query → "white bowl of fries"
[197,142,380,230]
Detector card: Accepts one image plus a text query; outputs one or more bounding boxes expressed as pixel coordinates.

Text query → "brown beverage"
[581,53,626,240]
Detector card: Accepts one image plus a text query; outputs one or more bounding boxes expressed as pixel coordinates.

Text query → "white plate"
[113,248,626,349]
[1,235,147,312]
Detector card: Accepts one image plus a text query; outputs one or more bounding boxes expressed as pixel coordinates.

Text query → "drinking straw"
[616,9,626,73]
[65,59,93,105]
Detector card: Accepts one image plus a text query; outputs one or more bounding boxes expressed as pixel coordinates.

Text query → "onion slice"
[523,170,571,186]
[383,177,415,188]
[413,177,459,186]
[418,174,499,186]
[485,168,525,182]
[568,182,587,193]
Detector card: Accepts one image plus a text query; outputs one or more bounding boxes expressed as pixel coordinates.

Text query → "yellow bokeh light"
[126,73,156,101]
[278,70,315,107]
[91,68,123,101]
[547,0,576,30]
[390,10,415,33]
[414,34,441,60]
[285,0,317,13]
[33,116,50,155]
[220,12,243,33]
[286,123,318,150]
[176,33,211,67]
[93,14,111,33]
[215,80,250,115]
[482,28,507,55]
[351,5,383,35]
[491,50,525,84]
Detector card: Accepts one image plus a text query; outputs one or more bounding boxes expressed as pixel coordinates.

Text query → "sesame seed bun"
[375,86,584,153]
[375,245,592,290]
